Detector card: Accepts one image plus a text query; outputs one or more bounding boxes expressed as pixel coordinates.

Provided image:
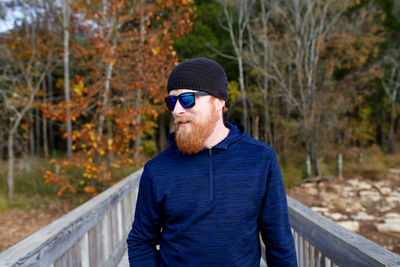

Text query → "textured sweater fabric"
[127,122,297,267]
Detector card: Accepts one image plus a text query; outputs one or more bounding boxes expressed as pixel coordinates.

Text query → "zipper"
[209,148,214,200]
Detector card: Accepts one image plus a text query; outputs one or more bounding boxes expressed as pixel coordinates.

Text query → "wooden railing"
[1,169,399,267]
[0,170,141,267]
[288,197,400,267]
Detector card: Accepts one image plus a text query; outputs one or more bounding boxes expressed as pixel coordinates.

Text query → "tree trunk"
[388,100,397,154]
[48,72,55,153]
[35,107,41,155]
[42,81,49,158]
[260,0,271,144]
[7,133,15,200]
[135,0,146,153]
[7,113,23,200]
[238,55,248,129]
[29,111,35,155]
[0,128,3,160]
[63,0,72,160]
[252,115,259,140]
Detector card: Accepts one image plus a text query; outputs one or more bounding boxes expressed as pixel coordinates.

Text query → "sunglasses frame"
[165,91,210,111]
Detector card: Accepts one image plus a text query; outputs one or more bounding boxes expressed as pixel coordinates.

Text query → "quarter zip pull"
[209,148,214,200]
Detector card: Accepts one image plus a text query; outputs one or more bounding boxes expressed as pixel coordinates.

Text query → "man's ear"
[214,98,226,112]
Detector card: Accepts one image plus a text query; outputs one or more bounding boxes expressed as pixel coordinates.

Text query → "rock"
[338,221,360,232]
[342,186,354,192]
[376,221,400,234]
[352,212,375,221]
[340,201,363,213]
[379,187,392,196]
[384,218,400,225]
[326,184,341,194]
[319,191,336,203]
[330,213,346,220]
[387,192,400,203]
[348,180,371,190]
[311,207,329,214]
[380,206,392,213]
[384,213,400,220]
[359,191,381,202]
[389,168,400,175]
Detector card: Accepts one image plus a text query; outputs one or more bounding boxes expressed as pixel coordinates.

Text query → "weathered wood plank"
[80,232,89,267]
[54,237,81,267]
[117,202,123,242]
[111,206,119,251]
[0,170,141,267]
[304,239,309,267]
[288,196,400,266]
[102,213,110,262]
[88,224,100,267]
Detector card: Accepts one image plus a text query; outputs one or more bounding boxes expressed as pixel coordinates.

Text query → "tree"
[43,0,195,196]
[0,2,58,198]
[381,49,400,154]
[63,0,73,159]
[219,0,256,130]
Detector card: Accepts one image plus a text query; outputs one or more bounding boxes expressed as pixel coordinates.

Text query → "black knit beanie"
[167,57,228,101]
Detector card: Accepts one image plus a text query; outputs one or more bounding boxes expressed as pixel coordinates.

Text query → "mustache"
[174,117,194,124]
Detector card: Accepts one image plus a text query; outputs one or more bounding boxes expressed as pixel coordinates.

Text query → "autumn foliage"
[42,0,194,196]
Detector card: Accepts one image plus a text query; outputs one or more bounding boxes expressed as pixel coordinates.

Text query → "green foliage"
[173,0,238,80]
[227,81,241,102]
[142,139,158,157]
[0,158,59,196]
[0,158,74,211]
[281,163,304,188]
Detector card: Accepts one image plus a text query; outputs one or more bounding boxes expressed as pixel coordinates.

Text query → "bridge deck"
[0,169,399,267]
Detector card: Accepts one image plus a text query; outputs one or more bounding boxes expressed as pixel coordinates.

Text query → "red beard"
[174,106,219,154]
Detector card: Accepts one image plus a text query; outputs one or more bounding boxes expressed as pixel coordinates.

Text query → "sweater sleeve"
[259,152,298,267]
[127,164,161,266]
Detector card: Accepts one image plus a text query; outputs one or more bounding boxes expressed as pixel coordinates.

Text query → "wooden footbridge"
[0,169,399,267]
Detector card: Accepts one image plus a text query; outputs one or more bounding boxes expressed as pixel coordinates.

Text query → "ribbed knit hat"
[167,57,228,101]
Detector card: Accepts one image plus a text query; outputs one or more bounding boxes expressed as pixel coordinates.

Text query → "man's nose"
[172,100,186,116]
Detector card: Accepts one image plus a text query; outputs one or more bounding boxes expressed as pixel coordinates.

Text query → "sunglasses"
[164,91,210,111]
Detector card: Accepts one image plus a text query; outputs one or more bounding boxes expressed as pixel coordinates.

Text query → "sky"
[0,3,23,33]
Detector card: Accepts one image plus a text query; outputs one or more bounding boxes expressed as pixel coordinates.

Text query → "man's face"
[169,89,220,154]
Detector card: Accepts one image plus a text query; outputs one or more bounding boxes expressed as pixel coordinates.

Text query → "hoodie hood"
[167,121,245,152]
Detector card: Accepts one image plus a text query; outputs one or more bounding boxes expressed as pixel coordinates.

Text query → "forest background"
[0,0,399,206]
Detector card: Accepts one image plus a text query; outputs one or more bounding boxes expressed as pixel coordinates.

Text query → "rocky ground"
[287,168,400,254]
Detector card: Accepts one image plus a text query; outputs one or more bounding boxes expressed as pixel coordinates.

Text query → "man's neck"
[204,120,230,149]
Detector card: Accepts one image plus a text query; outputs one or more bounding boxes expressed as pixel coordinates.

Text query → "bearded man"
[127,58,297,267]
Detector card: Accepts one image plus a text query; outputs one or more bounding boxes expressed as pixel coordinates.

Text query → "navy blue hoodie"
[127,122,297,266]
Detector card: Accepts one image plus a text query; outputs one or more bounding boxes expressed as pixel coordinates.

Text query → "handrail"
[0,170,141,267]
[1,169,399,267]
[287,196,400,267]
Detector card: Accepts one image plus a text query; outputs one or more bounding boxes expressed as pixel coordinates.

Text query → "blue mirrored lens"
[165,97,177,111]
[179,93,195,108]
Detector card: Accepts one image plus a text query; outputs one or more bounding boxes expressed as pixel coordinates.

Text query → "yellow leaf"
[152,47,160,55]
[111,163,120,169]
[84,186,96,194]
[107,138,113,146]
[73,81,84,96]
